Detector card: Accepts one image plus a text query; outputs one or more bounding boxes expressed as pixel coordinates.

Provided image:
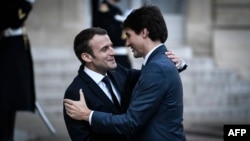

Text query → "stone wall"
[186,0,213,56]
[212,0,250,79]
[26,0,89,48]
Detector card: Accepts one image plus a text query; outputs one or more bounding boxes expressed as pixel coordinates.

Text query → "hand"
[165,50,182,67]
[64,89,91,121]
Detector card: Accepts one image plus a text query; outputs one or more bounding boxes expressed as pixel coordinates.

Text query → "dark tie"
[102,76,120,108]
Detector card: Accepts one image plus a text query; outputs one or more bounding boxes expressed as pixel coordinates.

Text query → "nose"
[125,39,130,47]
[110,47,116,55]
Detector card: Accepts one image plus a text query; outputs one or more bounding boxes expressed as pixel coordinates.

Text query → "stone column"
[186,0,213,56]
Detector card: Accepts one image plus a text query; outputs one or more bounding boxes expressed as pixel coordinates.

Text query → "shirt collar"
[143,44,163,65]
[84,66,105,84]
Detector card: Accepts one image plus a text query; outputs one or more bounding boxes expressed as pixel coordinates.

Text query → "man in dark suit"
[63,27,186,141]
[0,0,36,141]
[65,5,186,141]
[63,27,140,141]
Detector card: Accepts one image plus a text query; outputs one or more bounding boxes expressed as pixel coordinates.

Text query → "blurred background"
[15,0,250,140]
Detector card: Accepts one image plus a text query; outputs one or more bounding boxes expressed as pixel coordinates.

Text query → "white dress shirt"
[84,66,121,103]
[84,66,121,124]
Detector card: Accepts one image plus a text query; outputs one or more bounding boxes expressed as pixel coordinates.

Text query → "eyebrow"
[101,43,113,50]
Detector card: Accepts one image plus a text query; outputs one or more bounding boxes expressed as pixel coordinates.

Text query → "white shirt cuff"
[88,111,94,125]
[177,59,186,70]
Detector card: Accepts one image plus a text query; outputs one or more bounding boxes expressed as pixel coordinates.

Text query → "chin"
[111,63,117,69]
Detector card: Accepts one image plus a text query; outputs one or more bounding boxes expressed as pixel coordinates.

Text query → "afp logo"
[224,125,250,141]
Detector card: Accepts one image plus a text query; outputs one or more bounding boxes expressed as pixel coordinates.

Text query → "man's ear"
[81,53,92,63]
[141,28,149,38]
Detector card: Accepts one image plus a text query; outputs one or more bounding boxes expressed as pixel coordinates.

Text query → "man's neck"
[83,66,107,84]
[142,43,163,65]
[84,64,106,76]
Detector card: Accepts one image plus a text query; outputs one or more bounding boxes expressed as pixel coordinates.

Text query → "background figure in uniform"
[91,0,100,27]
[91,0,132,68]
[0,0,36,140]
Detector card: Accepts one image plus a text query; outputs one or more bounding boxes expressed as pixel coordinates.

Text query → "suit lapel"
[78,68,119,112]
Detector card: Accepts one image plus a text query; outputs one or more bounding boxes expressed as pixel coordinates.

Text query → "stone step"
[184,122,223,139]
[183,78,250,94]
[184,106,250,123]
[33,54,234,84]
[184,57,215,70]
[181,69,238,83]
[30,47,250,123]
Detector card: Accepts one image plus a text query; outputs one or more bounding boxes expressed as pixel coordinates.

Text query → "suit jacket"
[63,64,140,141]
[91,45,186,141]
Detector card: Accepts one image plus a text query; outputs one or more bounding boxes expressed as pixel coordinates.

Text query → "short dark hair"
[74,27,107,64]
[123,5,168,43]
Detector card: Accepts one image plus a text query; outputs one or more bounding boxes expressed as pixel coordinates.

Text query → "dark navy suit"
[91,45,186,141]
[63,64,140,141]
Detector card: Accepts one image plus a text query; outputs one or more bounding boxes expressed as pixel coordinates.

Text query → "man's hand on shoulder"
[64,89,91,121]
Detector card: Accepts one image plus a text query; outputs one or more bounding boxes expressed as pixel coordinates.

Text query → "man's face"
[86,34,117,74]
[125,28,145,58]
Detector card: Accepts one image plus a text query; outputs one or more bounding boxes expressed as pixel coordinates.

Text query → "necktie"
[102,76,120,108]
